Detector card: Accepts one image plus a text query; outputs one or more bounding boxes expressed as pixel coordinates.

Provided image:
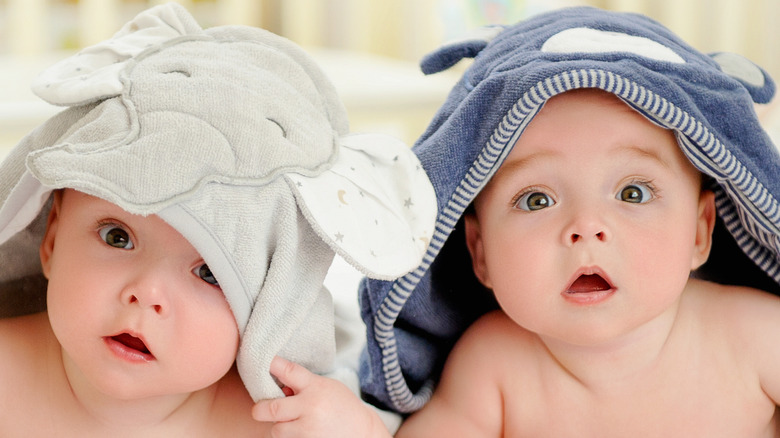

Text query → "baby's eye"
[98,226,134,249]
[617,182,655,204]
[195,264,219,286]
[514,191,556,211]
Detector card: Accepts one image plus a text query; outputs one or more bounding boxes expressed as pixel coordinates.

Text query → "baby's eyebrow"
[493,150,558,181]
[491,143,671,185]
[618,144,672,168]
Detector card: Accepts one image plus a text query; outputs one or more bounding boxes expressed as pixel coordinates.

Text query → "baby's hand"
[252,356,391,437]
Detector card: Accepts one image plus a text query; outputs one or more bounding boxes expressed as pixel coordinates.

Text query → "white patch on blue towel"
[541,27,685,64]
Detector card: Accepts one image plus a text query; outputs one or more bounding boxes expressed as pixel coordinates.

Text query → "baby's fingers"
[252,395,299,423]
[252,357,313,422]
[269,355,313,395]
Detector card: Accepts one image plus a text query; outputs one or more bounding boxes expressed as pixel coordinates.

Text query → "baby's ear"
[39,191,63,279]
[464,212,492,289]
[691,189,716,270]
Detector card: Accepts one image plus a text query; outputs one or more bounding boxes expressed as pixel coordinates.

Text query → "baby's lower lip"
[562,288,615,305]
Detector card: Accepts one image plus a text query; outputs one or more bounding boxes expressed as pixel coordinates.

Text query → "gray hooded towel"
[0,3,436,402]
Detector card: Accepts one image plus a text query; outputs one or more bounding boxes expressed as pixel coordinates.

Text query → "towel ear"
[710,52,776,104]
[287,133,436,280]
[31,2,202,106]
[420,25,504,75]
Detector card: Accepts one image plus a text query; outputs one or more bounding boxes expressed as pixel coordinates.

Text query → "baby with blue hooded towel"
[353,6,780,437]
[0,3,435,436]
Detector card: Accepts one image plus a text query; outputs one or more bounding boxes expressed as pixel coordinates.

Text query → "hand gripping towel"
[359,6,780,413]
[0,2,436,402]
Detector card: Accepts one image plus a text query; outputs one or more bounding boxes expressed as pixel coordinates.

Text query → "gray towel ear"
[710,52,776,104]
[420,25,504,75]
[287,133,436,280]
[31,2,202,106]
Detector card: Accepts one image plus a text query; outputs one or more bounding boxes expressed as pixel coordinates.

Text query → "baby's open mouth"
[112,333,151,355]
[566,274,612,294]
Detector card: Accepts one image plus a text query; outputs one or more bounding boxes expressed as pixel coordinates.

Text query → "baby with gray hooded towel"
[0,3,434,436]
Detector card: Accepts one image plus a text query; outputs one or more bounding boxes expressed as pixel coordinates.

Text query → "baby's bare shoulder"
[689,279,780,401]
[0,313,55,381]
[686,279,780,350]
[398,311,546,437]
[463,310,536,344]
[690,279,780,328]
[0,313,60,429]
[450,310,543,373]
[207,367,272,436]
[0,312,52,365]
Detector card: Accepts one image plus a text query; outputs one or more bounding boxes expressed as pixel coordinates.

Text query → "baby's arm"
[731,285,780,405]
[395,311,506,438]
[252,356,392,437]
[695,280,780,408]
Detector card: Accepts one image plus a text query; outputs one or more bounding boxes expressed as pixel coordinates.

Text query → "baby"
[355,6,780,437]
[398,87,780,436]
[0,3,435,436]
[2,188,266,436]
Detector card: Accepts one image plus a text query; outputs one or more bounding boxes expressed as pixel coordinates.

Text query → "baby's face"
[40,189,239,399]
[466,89,713,346]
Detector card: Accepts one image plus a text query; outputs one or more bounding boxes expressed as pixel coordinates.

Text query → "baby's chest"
[499,366,776,437]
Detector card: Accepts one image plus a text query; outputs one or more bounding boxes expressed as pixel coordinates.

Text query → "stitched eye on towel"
[266,118,287,138]
[163,69,192,78]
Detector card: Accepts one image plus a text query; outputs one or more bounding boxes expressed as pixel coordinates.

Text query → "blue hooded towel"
[359,6,780,413]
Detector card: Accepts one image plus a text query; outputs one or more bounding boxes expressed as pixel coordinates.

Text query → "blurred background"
[1,0,779,156]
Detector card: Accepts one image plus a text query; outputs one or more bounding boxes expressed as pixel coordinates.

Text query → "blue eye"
[98,226,134,249]
[514,191,556,211]
[618,183,655,203]
[195,264,219,286]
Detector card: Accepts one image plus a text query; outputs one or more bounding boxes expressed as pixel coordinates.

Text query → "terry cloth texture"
[0,3,436,402]
[359,6,780,413]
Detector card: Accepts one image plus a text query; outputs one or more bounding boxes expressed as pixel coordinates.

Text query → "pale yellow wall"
[0,0,778,156]
[1,0,775,75]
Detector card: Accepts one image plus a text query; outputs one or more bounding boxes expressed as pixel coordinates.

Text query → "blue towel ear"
[710,52,776,104]
[420,25,505,75]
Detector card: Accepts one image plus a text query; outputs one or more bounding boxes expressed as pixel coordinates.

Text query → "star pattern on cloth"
[284,132,437,279]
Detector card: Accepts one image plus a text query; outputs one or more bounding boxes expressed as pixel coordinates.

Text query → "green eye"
[99,226,134,249]
[515,191,555,211]
[195,264,219,286]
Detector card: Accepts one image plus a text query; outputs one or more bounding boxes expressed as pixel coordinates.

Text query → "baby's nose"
[569,230,607,244]
[125,293,165,314]
[120,268,171,316]
[562,212,610,246]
